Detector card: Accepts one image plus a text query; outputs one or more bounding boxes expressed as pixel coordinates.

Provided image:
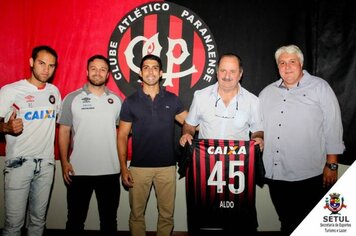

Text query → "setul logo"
[324,193,347,214]
[108,1,218,107]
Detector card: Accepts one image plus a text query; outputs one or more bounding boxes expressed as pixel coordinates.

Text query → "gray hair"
[275,44,304,65]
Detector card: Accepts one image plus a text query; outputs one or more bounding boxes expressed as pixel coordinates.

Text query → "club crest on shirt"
[49,95,55,104]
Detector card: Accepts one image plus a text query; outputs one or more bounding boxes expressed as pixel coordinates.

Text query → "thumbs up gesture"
[7,110,24,135]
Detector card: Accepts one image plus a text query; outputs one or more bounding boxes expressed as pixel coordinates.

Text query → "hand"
[252,137,264,151]
[121,168,134,188]
[7,111,23,134]
[62,162,75,185]
[179,133,193,147]
[323,166,338,188]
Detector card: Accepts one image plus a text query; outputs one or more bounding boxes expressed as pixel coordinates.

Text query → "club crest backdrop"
[1,0,355,165]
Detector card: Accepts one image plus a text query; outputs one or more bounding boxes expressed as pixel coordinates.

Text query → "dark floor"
[44,230,281,236]
[1,229,282,236]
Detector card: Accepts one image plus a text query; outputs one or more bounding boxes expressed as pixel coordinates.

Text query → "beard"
[88,76,107,87]
[32,68,51,84]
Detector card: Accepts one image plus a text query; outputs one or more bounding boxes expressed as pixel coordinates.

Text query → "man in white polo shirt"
[58,55,122,236]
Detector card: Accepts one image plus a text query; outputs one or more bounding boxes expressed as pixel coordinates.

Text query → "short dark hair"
[217,53,243,71]
[87,55,110,69]
[32,45,58,64]
[140,54,162,71]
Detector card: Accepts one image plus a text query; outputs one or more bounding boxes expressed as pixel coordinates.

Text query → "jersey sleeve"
[57,92,76,126]
[0,85,16,120]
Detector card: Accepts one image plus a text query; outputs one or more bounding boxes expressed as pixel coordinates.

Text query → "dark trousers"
[267,174,329,236]
[65,174,121,236]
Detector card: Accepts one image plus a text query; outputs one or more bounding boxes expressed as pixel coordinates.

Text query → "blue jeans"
[2,157,55,236]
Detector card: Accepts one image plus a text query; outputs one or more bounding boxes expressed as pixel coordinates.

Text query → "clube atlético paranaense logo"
[107,1,218,108]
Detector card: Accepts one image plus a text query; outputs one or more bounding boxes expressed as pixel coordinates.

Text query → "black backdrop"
[169,0,356,165]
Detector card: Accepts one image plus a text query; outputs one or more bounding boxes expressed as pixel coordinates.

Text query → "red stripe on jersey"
[199,139,208,205]
[186,139,259,231]
[248,140,256,203]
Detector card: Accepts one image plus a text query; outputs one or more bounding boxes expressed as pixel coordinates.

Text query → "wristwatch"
[325,163,338,171]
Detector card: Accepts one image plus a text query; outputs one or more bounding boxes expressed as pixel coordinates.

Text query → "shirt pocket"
[233,110,249,129]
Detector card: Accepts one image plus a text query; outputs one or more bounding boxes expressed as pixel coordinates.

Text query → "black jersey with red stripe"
[185,139,260,233]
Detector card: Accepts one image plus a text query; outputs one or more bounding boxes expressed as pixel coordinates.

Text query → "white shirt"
[186,82,263,140]
[0,79,61,159]
[57,84,122,175]
[259,70,345,181]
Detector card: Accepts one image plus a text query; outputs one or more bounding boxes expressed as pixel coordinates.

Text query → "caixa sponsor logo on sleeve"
[24,110,56,120]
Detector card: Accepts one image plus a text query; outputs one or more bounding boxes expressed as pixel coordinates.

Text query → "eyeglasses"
[214,98,238,119]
